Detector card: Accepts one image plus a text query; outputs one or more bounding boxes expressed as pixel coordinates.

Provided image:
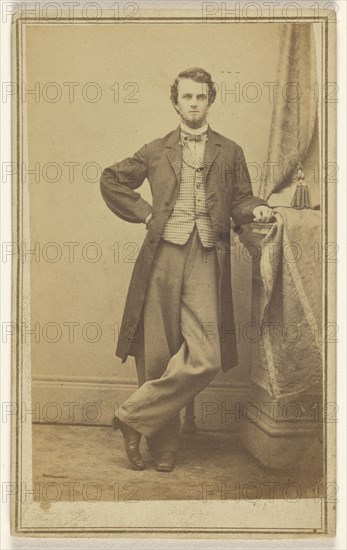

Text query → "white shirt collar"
[180,122,209,135]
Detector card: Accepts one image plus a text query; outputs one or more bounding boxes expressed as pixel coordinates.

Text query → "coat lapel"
[165,127,182,184]
[204,127,221,182]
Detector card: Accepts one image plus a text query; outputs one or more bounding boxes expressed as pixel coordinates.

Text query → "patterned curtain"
[259,24,319,206]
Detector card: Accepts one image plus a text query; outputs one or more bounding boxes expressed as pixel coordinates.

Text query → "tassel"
[291,184,311,209]
[291,162,311,209]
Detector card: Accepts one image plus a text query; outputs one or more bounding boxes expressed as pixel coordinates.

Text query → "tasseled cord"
[291,162,311,209]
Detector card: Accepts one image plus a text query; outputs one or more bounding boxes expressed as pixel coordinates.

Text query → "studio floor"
[32,424,323,502]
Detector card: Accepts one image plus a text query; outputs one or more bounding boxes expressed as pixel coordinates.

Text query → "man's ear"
[171,99,180,115]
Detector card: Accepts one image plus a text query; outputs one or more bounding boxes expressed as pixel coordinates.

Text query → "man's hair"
[170,67,217,106]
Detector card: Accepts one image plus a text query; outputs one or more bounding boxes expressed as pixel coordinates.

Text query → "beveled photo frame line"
[10,4,337,538]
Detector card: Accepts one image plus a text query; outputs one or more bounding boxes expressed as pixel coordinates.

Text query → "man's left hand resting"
[252,205,275,223]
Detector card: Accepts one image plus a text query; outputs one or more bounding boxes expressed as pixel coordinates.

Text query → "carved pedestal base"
[242,418,323,470]
[240,384,323,470]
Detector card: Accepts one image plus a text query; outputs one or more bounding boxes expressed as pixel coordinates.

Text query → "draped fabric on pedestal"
[258,24,319,206]
[259,208,323,399]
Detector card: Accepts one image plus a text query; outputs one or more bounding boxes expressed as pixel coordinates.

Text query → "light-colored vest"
[162,138,215,247]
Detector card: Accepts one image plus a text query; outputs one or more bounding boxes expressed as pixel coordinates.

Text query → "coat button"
[165,200,170,206]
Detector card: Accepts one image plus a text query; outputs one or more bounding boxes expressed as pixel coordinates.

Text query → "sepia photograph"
[4,0,341,540]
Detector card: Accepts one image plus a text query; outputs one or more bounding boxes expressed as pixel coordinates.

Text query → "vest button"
[165,200,170,206]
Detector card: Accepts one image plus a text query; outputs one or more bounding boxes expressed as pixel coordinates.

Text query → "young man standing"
[100,68,274,472]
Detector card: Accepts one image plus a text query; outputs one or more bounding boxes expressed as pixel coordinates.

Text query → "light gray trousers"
[117,228,221,453]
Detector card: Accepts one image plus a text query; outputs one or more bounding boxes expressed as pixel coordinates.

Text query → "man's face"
[174,78,210,128]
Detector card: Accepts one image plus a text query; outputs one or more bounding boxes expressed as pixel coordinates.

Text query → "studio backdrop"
[22,22,319,428]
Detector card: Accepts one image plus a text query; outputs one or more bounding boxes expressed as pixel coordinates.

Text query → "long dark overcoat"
[100,126,267,371]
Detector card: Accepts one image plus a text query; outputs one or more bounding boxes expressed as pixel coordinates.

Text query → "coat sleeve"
[100,144,152,223]
[229,146,268,225]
